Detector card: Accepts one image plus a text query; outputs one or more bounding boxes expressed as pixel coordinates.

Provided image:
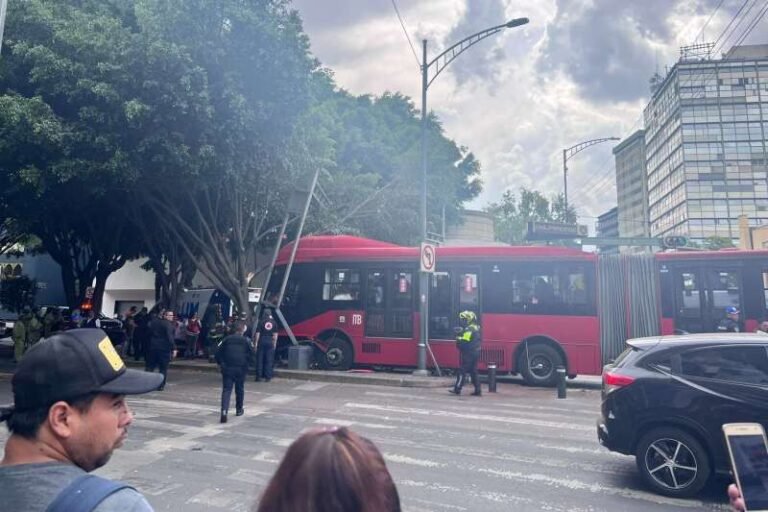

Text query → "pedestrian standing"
[123,306,137,357]
[215,320,255,423]
[132,307,150,361]
[185,313,201,359]
[0,328,162,511]
[449,310,482,396]
[11,310,27,363]
[24,308,43,350]
[145,310,175,391]
[254,309,277,382]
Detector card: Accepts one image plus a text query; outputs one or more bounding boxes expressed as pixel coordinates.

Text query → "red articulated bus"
[268,235,768,386]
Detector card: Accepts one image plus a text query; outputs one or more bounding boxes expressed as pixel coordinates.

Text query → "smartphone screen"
[729,433,768,511]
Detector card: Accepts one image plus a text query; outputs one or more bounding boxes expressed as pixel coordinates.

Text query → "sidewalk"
[0,341,602,390]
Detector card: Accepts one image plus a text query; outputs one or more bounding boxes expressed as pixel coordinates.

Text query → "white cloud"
[290,0,757,231]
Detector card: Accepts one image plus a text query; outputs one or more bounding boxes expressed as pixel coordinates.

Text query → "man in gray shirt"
[0,328,164,511]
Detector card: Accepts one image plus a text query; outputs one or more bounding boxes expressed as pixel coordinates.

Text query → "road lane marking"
[294,382,328,391]
[260,394,298,404]
[384,453,445,468]
[344,402,593,432]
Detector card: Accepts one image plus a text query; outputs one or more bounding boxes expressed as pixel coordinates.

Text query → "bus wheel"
[519,344,562,387]
[322,336,353,371]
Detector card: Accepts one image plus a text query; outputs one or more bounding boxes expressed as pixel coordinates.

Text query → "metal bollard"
[488,363,497,393]
[556,366,567,399]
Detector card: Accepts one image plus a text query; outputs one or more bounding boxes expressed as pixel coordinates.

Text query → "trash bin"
[288,345,313,370]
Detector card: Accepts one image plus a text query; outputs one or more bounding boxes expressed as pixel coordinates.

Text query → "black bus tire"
[518,344,562,387]
[322,336,353,371]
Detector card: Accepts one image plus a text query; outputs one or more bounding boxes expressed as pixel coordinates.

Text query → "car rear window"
[612,347,642,368]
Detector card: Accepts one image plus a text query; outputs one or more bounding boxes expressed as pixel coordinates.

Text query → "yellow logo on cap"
[98,338,125,372]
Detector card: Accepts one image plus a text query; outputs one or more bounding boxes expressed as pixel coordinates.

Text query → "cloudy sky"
[290,0,765,231]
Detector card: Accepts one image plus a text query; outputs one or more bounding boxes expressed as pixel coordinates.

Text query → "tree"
[484,188,578,244]
[690,236,736,251]
[0,275,37,314]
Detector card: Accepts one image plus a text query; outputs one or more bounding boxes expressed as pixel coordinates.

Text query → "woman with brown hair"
[255,427,401,512]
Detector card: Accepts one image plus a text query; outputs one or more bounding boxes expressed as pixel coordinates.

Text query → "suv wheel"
[635,427,711,498]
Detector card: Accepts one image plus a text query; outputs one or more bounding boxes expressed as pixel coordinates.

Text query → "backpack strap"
[46,474,134,512]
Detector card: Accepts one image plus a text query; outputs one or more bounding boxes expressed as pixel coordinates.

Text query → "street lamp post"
[562,137,621,216]
[416,17,529,375]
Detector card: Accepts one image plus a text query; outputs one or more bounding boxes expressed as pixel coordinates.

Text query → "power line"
[715,0,761,54]
[693,0,726,43]
[731,0,768,47]
[389,0,421,70]
[712,0,752,52]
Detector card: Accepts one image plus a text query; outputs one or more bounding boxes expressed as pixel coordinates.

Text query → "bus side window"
[322,268,361,301]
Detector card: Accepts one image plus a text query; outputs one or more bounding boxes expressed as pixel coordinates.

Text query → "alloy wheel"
[644,438,698,490]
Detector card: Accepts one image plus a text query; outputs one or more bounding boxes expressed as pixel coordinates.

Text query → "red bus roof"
[275,235,595,265]
[656,248,768,261]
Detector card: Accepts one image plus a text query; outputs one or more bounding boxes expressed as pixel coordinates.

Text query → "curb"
[123,360,453,389]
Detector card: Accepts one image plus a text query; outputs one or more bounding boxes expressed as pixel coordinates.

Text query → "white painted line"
[314,418,355,427]
[294,382,328,391]
[478,467,710,508]
[384,453,445,468]
[343,402,593,432]
[261,394,299,404]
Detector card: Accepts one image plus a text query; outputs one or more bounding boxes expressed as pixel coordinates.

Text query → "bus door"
[364,268,414,338]
[429,269,480,340]
[456,269,481,323]
[671,264,743,333]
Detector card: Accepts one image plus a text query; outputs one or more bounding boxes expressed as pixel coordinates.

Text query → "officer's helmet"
[458,310,477,326]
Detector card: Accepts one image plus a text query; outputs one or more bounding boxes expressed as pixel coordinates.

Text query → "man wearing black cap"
[0,329,163,511]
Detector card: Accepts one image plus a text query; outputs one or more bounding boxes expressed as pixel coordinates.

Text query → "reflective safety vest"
[456,323,479,344]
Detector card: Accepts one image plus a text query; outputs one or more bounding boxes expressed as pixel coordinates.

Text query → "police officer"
[449,310,482,396]
[254,308,278,382]
[215,320,255,423]
[717,306,741,333]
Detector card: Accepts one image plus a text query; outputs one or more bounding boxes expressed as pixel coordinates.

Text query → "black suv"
[597,333,768,498]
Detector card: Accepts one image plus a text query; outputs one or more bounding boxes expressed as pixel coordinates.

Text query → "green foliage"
[0,275,37,314]
[687,236,736,250]
[485,188,577,244]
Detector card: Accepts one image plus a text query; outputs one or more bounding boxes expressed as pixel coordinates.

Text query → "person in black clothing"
[215,320,255,423]
[255,309,278,382]
[132,307,150,361]
[145,310,175,390]
[717,306,742,333]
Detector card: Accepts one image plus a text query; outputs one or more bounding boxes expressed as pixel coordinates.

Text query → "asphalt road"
[0,371,731,511]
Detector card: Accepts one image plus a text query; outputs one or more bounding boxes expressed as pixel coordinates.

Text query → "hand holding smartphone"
[723,423,768,512]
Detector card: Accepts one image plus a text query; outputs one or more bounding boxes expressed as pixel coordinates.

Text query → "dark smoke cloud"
[443,0,508,85]
[537,0,720,103]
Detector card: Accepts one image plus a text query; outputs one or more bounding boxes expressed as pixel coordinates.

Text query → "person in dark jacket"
[215,320,255,423]
[145,310,175,390]
[254,309,278,382]
[717,306,742,333]
[132,307,150,361]
[449,310,482,396]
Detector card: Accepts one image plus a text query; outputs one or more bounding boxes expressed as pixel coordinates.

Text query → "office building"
[596,207,619,254]
[643,44,768,243]
[613,130,650,252]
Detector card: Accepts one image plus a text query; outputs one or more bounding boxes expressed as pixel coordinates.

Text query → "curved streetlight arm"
[425,18,529,89]
[564,137,621,162]
[562,136,620,216]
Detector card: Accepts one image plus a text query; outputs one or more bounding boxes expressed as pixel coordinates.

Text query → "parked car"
[0,318,13,338]
[597,333,768,498]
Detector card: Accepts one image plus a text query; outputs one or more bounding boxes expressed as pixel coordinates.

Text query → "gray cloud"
[536,0,719,103]
[443,0,508,85]
[290,0,393,30]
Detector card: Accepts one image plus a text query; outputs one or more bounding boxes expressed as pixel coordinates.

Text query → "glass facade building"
[644,45,768,243]
[612,129,649,252]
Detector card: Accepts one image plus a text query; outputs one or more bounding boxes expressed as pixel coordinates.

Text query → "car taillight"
[603,371,635,393]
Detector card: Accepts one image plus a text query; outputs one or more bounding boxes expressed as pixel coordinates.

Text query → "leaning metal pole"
[254,211,291,326]
[415,39,429,375]
[274,167,320,346]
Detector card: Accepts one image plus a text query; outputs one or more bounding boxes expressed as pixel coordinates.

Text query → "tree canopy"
[485,188,577,244]
[0,0,484,313]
